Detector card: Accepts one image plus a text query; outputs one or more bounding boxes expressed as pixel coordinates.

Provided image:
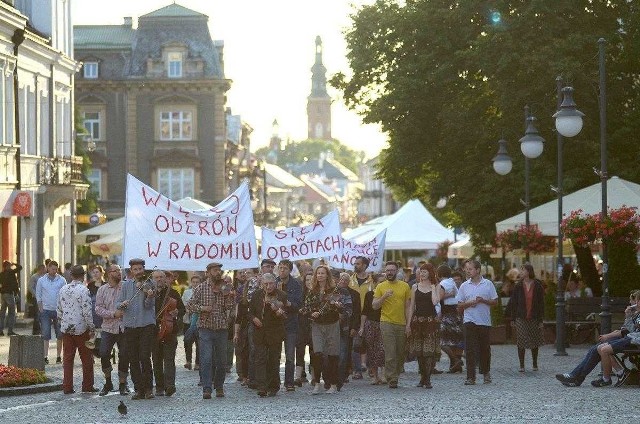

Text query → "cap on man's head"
[2,260,11,266]
[206,262,223,271]
[129,258,145,267]
[70,265,85,278]
[261,259,276,267]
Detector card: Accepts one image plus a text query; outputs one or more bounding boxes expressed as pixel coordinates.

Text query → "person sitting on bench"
[555,289,640,387]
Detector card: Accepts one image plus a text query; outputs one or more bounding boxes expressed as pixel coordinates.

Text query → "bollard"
[8,335,45,371]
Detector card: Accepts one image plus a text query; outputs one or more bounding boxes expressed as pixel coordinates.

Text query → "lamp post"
[492,107,545,263]
[597,38,611,335]
[261,160,268,226]
[553,80,585,356]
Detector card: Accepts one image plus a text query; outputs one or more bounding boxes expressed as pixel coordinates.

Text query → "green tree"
[256,138,362,174]
[334,0,640,242]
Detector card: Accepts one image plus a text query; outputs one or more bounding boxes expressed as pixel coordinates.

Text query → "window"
[158,168,194,200]
[83,111,100,140]
[83,62,98,79]
[314,123,323,138]
[87,168,102,199]
[167,53,182,78]
[160,111,192,140]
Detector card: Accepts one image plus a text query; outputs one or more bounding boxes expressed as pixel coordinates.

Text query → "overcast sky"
[71,0,387,158]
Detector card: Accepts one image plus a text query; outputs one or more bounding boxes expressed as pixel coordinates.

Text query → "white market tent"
[344,199,454,250]
[496,176,640,236]
[75,197,261,256]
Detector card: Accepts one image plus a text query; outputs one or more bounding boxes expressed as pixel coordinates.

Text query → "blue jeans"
[0,293,16,332]
[284,331,297,386]
[199,328,228,393]
[99,330,129,379]
[570,337,631,381]
[39,309,61,341]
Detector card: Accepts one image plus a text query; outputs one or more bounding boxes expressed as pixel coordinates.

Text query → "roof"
[74,25,135,50]
[496,176,640,236]
[299,175,337,202]
[265,163,304,189]
[141,3,207,18]
[290,156,359,181]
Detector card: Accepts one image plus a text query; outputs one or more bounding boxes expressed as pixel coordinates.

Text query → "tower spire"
[308,36,331,139]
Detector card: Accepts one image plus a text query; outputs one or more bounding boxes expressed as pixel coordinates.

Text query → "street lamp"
[493,108,545,263]
[552,80,585,356]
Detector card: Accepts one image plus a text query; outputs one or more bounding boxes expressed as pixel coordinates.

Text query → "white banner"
[122,174,258,270]
[328,229,386,271]
[261,210,342,262]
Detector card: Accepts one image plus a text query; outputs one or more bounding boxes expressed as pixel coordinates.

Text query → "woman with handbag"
[508,264,544,372]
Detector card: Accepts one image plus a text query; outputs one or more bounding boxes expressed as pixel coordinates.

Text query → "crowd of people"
[2,255,639,398]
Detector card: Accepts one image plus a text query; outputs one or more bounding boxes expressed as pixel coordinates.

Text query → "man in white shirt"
[456,259,498,385]
[57,265,96,394]
[36,260,66,364]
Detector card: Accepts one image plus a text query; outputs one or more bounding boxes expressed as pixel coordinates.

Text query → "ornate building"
[0,0,87,298]
[74,3,231,217]
[307,36,331,140]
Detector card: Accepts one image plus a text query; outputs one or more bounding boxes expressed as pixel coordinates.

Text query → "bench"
[614,347,640,387]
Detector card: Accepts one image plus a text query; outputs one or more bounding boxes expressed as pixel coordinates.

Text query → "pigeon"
[118,401,127,417]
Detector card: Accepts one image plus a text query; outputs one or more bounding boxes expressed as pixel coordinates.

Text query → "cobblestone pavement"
[0,326,633,423]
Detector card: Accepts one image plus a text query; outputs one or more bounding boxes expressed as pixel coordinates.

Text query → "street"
[0,328,632,423]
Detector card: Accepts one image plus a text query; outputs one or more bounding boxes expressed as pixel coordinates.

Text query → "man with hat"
[116,258,156,400]
[0,260,22,336]
[56,265,97,394]
[186,262,235,399]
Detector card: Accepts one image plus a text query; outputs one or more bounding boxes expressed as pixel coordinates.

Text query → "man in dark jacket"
[249,273,287,397]
[275,259,303,391]
[0,260,22,336]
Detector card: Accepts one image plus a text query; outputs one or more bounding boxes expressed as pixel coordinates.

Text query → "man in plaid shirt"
[186,262,235,399]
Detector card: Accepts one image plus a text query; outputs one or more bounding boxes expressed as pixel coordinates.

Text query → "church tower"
[307,36,332,140]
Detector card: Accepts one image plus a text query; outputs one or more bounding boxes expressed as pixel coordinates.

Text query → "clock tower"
[307,36,332,140]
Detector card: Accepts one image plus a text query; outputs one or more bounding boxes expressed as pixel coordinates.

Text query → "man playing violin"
[249,272,288,397]
[152,270,185,397]
[186,262,235,399]
[116,258,156,400]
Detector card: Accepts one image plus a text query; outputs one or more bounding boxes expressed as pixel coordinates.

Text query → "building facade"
[0,0,86,299]
[74,3,230,217]
[358,156,399,222]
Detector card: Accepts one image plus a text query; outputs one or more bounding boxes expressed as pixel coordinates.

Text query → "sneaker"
[194,364,200,371]
[215,389,225,398]
[203,391,212,399]
[44,357,49,365]
[325,385,338,394]
[615,370,630,387]
[285,384,295,392]
[555,373,580,387]
[388,381,398,389]
[591,378,612,387]
[56,356,62,364]
[165,387,176,397]
[464,378,475,385]
[483,373,492,384]
[155,389,165,396]
[311,384,323,395]
[352,372,363,380]
[184,362,192,370]
[144,390,155,399]
[131,391,144,400]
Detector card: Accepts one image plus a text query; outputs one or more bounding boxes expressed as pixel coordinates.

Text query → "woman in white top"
[437,264,464,373]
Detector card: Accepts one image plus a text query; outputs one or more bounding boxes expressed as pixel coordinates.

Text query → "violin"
[157,289,178,343]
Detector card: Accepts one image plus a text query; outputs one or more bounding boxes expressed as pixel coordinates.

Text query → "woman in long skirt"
[437,264,464,373]
[406,263,441,388]
[508,264,544,372]
[359,277,385,384]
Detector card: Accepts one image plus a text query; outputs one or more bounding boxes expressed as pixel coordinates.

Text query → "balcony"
[38,156,89,207]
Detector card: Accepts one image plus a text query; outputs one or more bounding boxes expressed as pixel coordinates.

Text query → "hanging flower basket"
[561,206,640,247]
[495,224,555,254]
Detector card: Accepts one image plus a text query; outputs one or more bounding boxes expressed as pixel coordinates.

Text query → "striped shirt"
[95,282,124,334]
[186,280,234,331]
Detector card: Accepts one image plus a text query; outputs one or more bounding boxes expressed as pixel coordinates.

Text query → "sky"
[71,0,387,158]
